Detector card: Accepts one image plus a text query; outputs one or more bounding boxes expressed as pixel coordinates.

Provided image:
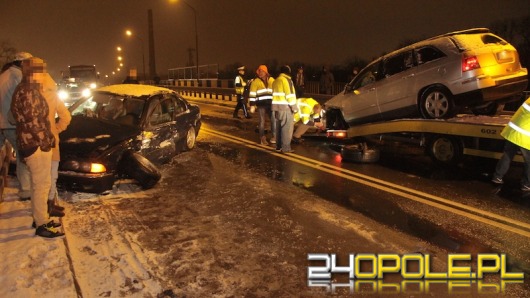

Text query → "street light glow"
[125,29,146,81]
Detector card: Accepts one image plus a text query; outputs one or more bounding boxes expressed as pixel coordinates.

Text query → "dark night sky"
[1,0,529,81]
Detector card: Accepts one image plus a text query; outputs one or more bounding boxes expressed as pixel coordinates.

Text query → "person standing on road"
[491,97,530,193]
[319,66,334,95]
[39,72,71,217]
[292,97,323,144]
[295,66,305,98]
[11,57,63,238]
[249,65,276,145]
[0,52,33,201]
[272,65,297,153]
[233,66,250,119]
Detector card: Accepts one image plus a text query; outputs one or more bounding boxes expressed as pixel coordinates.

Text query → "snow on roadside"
[0,177,163,298]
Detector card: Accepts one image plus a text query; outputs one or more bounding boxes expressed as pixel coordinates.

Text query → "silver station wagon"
[325,28,528,128]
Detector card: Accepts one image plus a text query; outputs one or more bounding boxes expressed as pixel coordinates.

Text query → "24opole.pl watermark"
[307,253,524,295]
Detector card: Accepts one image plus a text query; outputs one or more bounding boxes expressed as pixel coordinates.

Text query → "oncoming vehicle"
[325,28,528,129]
[57,65,99,107]
[58,84,201,193]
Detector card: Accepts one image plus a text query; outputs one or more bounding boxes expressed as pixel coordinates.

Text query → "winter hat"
[237,66,245,71]
[280,65,291,74]
[256,65,268,75]
[14,52,33,61]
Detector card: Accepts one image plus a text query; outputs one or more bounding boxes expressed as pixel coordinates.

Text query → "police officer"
[233,66,250,119]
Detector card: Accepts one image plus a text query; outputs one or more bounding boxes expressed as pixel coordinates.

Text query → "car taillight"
[462,56,480,72]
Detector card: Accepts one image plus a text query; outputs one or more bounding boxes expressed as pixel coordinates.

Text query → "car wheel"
[426,135,463,165]
[341,143,380,163]
[420,87,454,119]
[183,126,196,151]
[122,151,161,189]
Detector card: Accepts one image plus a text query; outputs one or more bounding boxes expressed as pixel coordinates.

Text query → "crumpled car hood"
[59,116,140,159]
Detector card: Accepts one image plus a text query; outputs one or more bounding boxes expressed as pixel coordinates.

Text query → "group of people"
[0,52,71,238]
[232,64,323,153]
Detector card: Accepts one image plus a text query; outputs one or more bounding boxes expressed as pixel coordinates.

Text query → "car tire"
[420,87,455,119]
[122,151,161,189]
[341,143,380,163]
[426,135,463,165]
[182,126,196,151]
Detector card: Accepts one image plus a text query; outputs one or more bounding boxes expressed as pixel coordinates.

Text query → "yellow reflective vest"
[293,97,320,124]
[249,76,274,106]
[272,73,296,112]
[501,97,530,150]
[234,75,246,95]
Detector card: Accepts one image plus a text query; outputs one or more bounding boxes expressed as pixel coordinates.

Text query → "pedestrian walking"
[10,57,63,238]
[491,97,530,193]
[233,66,250,119]
[272,65,297,153]
[292,97,323,143]
[0,52,33,201]
[249,65,276,145]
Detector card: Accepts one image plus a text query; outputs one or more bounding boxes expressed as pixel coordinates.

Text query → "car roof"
[95,84,175,98]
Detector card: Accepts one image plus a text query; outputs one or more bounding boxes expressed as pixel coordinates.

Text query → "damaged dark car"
[58,84,201,193]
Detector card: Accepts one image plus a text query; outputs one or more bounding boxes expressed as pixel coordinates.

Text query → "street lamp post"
[125,30,146,81]
[172,0,199,82]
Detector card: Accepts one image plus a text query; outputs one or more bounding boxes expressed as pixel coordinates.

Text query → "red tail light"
[462,56,480,72]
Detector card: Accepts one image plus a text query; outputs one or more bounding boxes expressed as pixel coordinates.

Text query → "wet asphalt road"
[191,98,530,279]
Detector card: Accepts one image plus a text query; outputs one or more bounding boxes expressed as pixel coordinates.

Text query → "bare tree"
[0,41,17,67]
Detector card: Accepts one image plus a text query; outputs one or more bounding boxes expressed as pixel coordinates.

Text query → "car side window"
[352,61,381,89]
[383,51,414,77]
[415,46,446,65]
[175,96,187,115]
[149,98,173,126]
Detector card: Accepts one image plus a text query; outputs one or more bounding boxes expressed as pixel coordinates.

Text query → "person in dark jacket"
[11,57,63,238]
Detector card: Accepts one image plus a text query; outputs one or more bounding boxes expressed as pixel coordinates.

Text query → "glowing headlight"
[89,83,97,89]
[81,88,91,98]
[58,90,69,101]
[62,160,107,173]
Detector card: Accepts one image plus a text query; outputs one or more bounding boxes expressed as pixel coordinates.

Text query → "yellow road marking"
[202,127,530,238]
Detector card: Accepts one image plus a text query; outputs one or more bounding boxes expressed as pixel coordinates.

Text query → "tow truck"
[323,110,524,165]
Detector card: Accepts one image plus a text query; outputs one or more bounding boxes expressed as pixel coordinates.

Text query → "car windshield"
[70,92,145,126]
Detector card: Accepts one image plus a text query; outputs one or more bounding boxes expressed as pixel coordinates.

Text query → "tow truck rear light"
[326,130,347,138]
[462,56,480,72]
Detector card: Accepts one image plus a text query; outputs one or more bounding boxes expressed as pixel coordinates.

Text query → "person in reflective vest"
[491,97,530,192]
[292,97,323,143]
[249,65,276,145]
[272,65,297,153]
[233,66,250,119]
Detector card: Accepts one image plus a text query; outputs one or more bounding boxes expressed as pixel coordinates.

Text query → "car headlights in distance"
[58,90,69,101]
[63,160,107,173]
[81,88,92,98]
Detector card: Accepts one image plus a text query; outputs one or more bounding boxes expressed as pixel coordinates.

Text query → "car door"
[376,50,418,120]
[334,60,384,125]
[142,95,178,163]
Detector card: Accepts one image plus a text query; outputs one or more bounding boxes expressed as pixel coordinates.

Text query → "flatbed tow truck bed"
[323,114,522,164]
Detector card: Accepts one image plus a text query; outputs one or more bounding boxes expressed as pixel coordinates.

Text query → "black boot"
[48,200,65,217]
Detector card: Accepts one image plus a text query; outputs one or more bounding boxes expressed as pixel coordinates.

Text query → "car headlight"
[62,160,107,173]
[89,83,97,89]
[81,88,91,98]
[58,90,69,101]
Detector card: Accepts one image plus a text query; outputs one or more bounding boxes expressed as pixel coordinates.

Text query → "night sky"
[1,0,529,81]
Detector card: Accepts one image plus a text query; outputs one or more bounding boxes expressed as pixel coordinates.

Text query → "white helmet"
[14,52,33,61]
